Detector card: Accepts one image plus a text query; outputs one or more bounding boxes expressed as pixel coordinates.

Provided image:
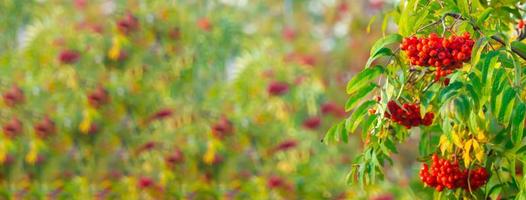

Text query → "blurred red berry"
[34,116,56,139]
[321,102,347,118]
[137,141,156,154]
[169,27,181,40]
[274,139,298,152]
[152,108,173,120]
[74,0,87,9]
[302,116,321,130]
[337,2,349,14]
[58,49,80,64]
[117,13,139,35]
[298,55,316,66]
[282,26,296,41]
[88,86,110,108]
[267,81,289,96]
[3,85,25,107]
[165,148,184,166]
[211,117,234,139]
[138,177,154,189]
[370,193,394,200]
[267,175,284,189]
[2,118,22,138]
[197,18,212,31]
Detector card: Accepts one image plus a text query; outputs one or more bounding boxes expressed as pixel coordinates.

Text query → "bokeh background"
[0,0,429,199]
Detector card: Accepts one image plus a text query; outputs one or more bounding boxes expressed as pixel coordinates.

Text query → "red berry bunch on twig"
[384,100,434,128]
[419,154,489,192]
[400,32,474,80]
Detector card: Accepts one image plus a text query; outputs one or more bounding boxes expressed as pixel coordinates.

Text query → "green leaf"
[457,0,470,16]
[481,51,499,89]
[362,115,378,135]
[516,143,526,155]
[346,100,377,133]
[346,65,384,94]
[454,95,470,122]
[490,69,506,114]
[511,41,526,60]
[365,48,393,68]
[323,124,338,145]
[439,82,463,103]
[468,73,482,94]
[466,84,480,111]
[471,37,487,67]
[384,138,398,153]
[369,34,402,57]
[511,103,526,144]
[345,83,377,111]
[476,8,494,25]
[337,121,349,143]
[498,87,516,123]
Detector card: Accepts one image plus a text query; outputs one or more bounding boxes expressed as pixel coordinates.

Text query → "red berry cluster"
[34,116,56,139]
[58,49,81,64]
[384,100,434,128]
[419,154,489,191]
[3,85,25,107]
[211,116,234,139]
[400,32,474,80]
[88,86,110,108]
[303,116,321,130]
[117,13,139,35]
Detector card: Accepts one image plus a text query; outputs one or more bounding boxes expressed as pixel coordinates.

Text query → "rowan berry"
[400,33,474,80]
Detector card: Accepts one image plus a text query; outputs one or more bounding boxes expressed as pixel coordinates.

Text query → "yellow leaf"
[203,139,216,165]
[475,149,484,162]
[477,131,487,142]
[0,140,6,164]
[439,135,451,155]
[463,150,471,168]
[25,140,38,164]
[463,139,473,168]
[108,36,122,61]
[79,109,92,134]
[472,140,484,162]
[452,132,463,148]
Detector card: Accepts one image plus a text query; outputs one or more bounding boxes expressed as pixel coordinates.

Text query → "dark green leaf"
[439,82,463,103]
[511,41,526,61]
[346,83,377,111]
[384,138,398,153]
[370,34,402,57]
[454,95,470,122]
[466,84,480,111]
[490,69,506,114]
[365,48,393,68]
[476,8,493,25]
[323,124,338,145]
[346,65,384,94]
[346,100,377,133]
[369,34,402,57]
[498,87,516,123]
[511,103,526,144]
[337,121,349,143]
[471,37,487,66]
